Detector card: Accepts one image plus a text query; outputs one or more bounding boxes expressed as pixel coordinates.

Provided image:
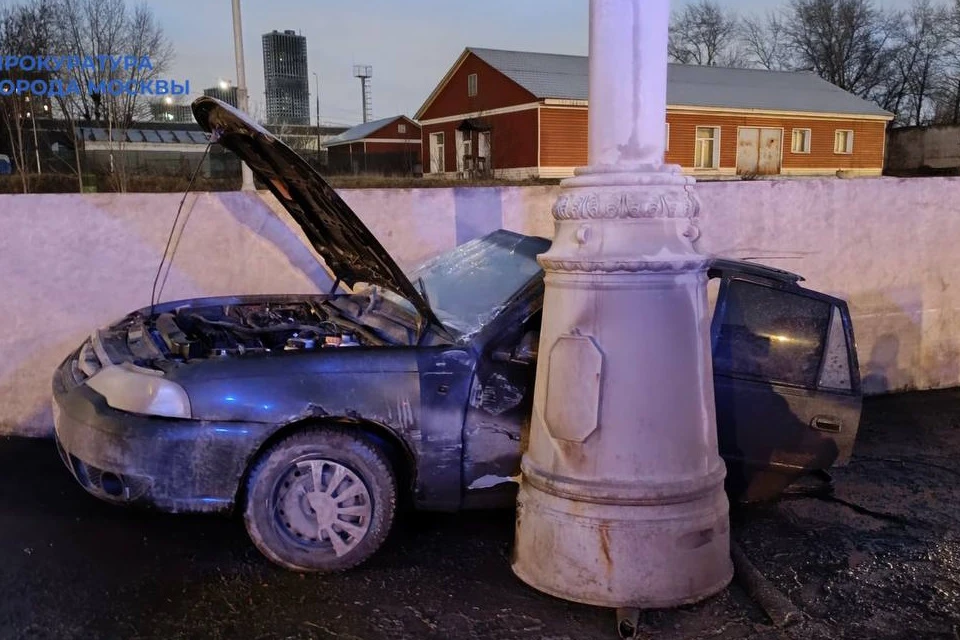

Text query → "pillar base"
[512,475,733,609]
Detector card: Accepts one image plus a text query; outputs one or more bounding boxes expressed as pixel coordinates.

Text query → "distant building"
[203,85,239,108]
[417,47,894,179]
[74,121,238,178]
[264,123,349,166]
[324,116,421,175]
[149,100,193,123]
[262,29,310,125]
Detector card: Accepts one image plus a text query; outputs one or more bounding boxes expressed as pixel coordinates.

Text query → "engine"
[156,301,365,360]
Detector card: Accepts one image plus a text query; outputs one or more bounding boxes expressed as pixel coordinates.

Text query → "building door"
[758,129,782,175]
[478,131,491,174]
[429,132,445,174]
[737,128,782,176]
[736,128,760,175]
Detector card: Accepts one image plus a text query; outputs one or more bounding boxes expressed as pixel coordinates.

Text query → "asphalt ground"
[2,389,959,639]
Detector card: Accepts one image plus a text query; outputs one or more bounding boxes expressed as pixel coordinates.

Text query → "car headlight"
[86,363,192,419]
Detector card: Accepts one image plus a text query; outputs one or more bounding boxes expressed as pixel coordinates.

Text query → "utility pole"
[231,0,255,191]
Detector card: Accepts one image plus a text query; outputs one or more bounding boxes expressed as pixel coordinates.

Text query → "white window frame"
[694,126,721,170]
[467,73,478,97]
[834,129,854,155]
[791,128,811,154]
[429,132,445,173]
[398,123,407,134]
[665,123,670,152]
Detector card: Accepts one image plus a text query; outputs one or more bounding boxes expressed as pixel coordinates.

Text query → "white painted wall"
[0,177,953,435]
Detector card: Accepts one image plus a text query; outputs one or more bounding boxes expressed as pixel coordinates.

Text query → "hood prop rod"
[150,134,217,316]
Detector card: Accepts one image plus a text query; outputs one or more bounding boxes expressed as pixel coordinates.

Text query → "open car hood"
[191,96,439,330]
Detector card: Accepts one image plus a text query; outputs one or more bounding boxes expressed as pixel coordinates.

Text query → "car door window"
[714,280,831,388]
[818,307,852,391]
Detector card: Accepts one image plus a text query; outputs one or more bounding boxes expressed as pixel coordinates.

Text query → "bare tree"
[740,13,793,70]
[53,0,173,191]
[0,0,56,192]
[931,0,960,124]
[780,0,900,103]
[669,0,745,67]
[885,0,951,125]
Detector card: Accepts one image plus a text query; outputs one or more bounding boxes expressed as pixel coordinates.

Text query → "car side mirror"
[493,330,539,365]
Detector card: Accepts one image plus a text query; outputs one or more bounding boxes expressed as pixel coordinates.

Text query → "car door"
[710,274,862,502]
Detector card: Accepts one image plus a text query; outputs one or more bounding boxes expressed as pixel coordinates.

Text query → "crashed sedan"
[52,97,863,573]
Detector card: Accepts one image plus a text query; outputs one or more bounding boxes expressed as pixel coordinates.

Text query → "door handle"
[811,417,842,433]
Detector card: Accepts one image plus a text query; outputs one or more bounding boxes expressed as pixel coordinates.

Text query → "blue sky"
[146,0,919,126]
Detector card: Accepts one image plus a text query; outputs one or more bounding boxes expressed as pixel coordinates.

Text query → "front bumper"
[52,351,270,514]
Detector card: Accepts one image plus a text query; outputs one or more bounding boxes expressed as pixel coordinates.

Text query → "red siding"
[367,117,422,141]
[364,140,421,154]
[665,111,885,171]
[537,107,886,172]
[541,107,588,167]
[421,108,538,173]
[419,52,537,121]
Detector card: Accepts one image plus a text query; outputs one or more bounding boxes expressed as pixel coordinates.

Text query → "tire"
[243,428,397,572]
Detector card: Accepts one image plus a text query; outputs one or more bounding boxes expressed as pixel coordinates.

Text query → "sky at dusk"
[138,0,921,127]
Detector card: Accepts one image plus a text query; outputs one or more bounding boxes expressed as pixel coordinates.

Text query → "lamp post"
[231,0,255,191]
[512,0,732,612]
[313,72,321,165]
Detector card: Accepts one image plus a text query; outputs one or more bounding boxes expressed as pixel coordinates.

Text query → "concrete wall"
[887,125,960,172]
[0,177,954,435]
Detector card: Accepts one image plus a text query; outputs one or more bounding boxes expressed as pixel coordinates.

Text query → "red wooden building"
[324,115,421,175]
[415,48,893,179]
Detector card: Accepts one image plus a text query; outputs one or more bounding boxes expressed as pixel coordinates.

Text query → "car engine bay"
[151,294,421,361]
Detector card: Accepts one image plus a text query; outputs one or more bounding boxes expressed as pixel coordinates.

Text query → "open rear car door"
[709,264,862,502]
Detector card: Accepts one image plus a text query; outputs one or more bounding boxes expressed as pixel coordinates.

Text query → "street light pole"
[313,72,321,165]
[512,0,732,611]
[231,0,255,191]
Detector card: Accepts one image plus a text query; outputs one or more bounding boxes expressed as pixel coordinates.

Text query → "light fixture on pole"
[231,0,255,191]
[313,72,321,164]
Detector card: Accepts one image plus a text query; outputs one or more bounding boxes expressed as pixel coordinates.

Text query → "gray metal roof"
[325,116,414,147]
[467,47,892,118]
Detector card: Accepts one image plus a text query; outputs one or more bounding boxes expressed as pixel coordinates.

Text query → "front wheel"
[243,428,397,572]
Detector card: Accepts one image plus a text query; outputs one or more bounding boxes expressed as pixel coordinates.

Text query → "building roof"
[324,115,419,147]
[423,47,892,119]
[75,126,210,145]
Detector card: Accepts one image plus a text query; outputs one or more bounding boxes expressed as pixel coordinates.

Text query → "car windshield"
[404,231,550,338]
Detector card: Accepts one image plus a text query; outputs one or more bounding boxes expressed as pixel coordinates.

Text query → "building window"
[467,73,478,97]
[791,128,811,154]
[834,130,854,154]
[398,123,407,134]
[695,126,720,169]
[429,132,445,173]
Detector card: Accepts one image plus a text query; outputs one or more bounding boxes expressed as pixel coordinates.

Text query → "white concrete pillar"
[511,0,733,609]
